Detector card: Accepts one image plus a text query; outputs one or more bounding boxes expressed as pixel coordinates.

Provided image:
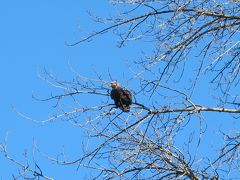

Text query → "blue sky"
[0,0,239,179]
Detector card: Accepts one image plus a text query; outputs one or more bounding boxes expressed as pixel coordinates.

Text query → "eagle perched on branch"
[109,81,132,112]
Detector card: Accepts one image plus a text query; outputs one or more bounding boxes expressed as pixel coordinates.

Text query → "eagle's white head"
[108,81,120,89]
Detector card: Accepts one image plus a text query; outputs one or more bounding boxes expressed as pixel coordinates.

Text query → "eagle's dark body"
[110,86,132,112]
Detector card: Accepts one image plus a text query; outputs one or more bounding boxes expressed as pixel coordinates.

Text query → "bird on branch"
[108,81,132,112]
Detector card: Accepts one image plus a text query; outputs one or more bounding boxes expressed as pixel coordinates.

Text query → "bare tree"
[0,134,54,180]
[2,0,240,179]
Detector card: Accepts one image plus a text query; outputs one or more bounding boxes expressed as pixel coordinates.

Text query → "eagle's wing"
[111,89,119,100]
[121,89,132,105]
[110,90,114,99]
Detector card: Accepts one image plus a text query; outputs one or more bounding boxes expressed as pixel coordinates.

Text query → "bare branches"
[68,0,240,99]
[2,0,240,179]
[59,1,240,177]
[14,68,238,179]
[202,132,240,178]
[149,106,240,114]
[0,134,54,180]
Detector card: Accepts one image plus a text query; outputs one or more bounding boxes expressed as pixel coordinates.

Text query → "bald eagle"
[109,81,132,112]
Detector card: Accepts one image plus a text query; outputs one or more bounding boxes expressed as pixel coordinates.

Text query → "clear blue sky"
[0,1,239,179]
